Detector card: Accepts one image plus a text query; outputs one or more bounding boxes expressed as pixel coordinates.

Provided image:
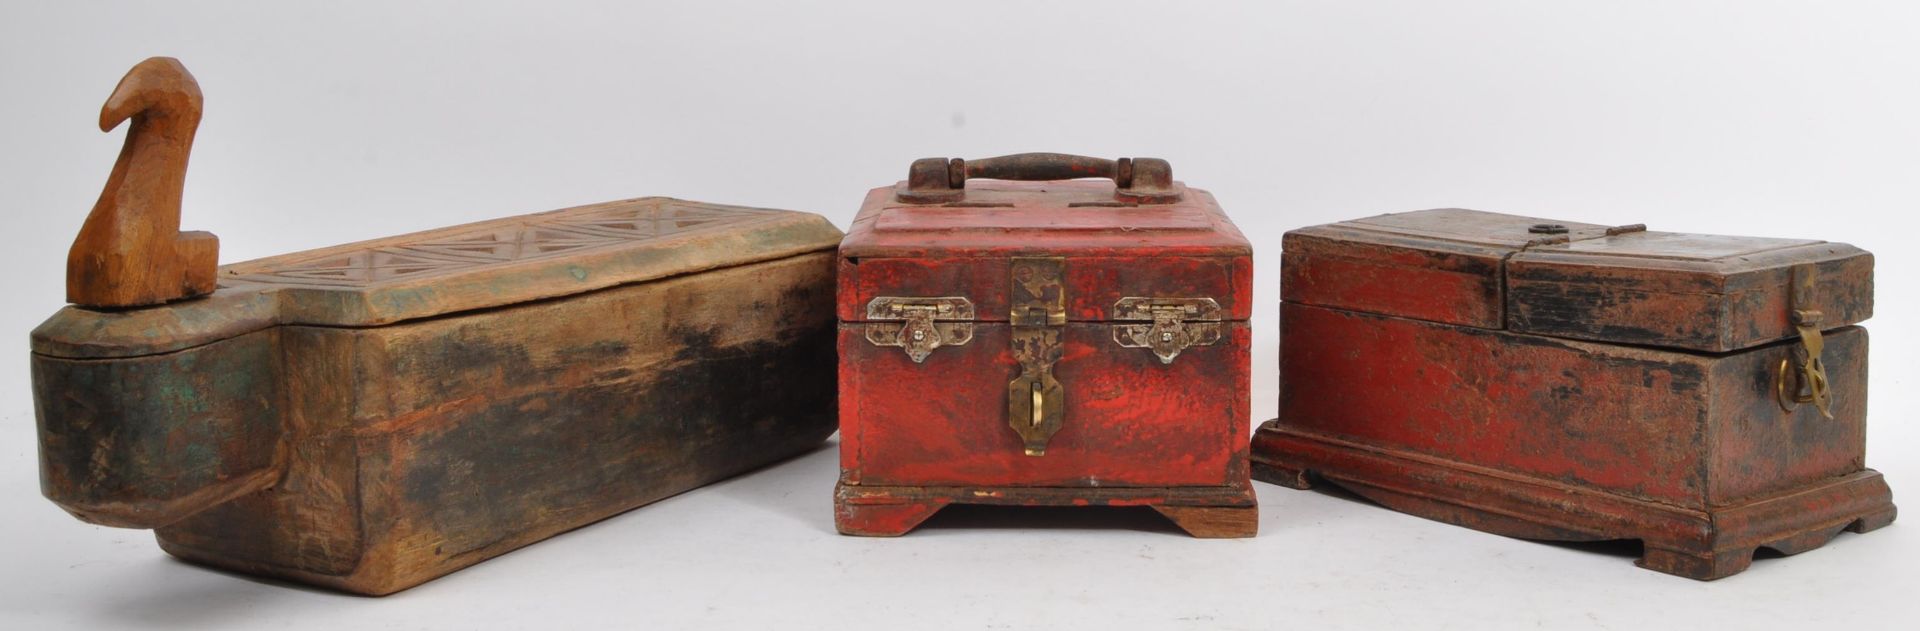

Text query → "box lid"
[840,154,1248,259]
[33,197,843,359]
[837,154,1252,323]
[1283,208,1872,352]
[840,190,1250,259]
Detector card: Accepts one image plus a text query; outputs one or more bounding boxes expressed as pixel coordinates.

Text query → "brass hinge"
[1008,257,1066,455]
[1112,297,1223,364]
[1774,264,1834,419]
[865,297,974,363]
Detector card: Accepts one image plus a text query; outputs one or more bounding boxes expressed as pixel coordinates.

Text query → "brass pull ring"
[1774,357,1797,413]
[1774,354,1834,419]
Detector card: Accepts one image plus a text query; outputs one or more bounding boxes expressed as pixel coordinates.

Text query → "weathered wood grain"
[1507,239,1872,352]
[34,330,285,528]
[146,253,839,594]
[1267,303,1868,510]
[38,247,838,595]
[37,57,849,595]
[1254,209,1895,579]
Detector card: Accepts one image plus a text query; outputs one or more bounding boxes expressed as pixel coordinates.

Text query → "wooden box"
[34,58,842,595]
[1251,209,1896,579]
[834,153,1258,538]
[35,197,842,594]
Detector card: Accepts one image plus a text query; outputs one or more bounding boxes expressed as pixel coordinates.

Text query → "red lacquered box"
[834,153,1257,538]
[1252,209,1896,579]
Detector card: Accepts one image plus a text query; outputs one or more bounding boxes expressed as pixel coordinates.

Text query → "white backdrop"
[2,2,1915,629]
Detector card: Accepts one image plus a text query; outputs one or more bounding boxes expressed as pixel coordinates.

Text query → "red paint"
[1280,244,1501,328]
[839,182,1252,258]
[837,179,1255,537]
[1252,209,1896,579]
[841,325,1250,487]
[1269,302,1867,506]
[842,256,1252,323]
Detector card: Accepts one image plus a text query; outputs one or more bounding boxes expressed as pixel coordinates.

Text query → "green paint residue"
[180,441,220,479]
[569,266,589,281]
[157,380,209,413]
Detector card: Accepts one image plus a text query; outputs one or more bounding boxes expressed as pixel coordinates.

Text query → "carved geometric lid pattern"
[35,196,843,359]
[222,198,772,289]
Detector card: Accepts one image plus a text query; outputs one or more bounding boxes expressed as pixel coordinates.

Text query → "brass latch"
[1009,328,1064,456]
[1774,264,1834,419]
[1112,297,1223,364]
[865,297,974,363]
[1008,257,1066,455]
[1776,309,1834,419]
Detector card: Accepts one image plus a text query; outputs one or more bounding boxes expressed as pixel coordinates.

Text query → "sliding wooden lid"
[1283,208,1870,352]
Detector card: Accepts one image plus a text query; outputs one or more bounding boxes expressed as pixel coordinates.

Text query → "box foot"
[1152,505,1258,538]
[1251,461,1313,490]
[834,499,948,537]
[1637,546,1755,581]
[834,481,1256,538]
[1849,505,1898,534]
[1252,422,1897,579]
[1251,421,1314,490]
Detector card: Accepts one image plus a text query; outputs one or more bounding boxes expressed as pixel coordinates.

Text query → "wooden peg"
[67,57,218,308]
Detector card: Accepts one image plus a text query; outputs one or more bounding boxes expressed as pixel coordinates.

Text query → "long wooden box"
[834,154,1257,538]
[1251,209,1895,579]
[35,197,843,594]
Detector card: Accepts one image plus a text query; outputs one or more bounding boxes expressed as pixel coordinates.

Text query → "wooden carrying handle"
[899,152,1181,203]
[68,57,219,308]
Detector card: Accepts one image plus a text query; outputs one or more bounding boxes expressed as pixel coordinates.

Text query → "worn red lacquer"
[1252,209,1896,579]
[836,155,1257,538]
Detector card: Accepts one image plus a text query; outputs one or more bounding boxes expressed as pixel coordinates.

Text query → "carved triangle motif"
[221,198,776,288]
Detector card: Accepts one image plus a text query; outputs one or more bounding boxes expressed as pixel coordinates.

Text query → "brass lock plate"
[1008,257,1067,455]
[865,296,975,363]
[1008,327,1065,456]
[1112,297,1223,364]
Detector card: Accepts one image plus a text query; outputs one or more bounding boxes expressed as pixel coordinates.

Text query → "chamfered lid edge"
[33,197,843,359]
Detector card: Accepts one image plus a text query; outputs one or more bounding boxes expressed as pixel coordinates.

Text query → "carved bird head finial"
[67,57,219,308]
[99,57,203,133]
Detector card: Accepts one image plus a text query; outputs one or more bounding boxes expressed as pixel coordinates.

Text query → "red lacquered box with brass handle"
[834,153,1257,537]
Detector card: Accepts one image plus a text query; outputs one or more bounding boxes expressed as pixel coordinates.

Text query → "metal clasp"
[1774,264,1834,419]
[1009,257,1067,326]
[865,297,974,363]
[1112,297,1223,364]
[1008,328,1065,456]
[1776,309,1834,419]
[1008,257,1067,455]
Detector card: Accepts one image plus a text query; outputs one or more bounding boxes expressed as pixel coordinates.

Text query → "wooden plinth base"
[1251,422,1896,580]
[834,482,1258,538]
